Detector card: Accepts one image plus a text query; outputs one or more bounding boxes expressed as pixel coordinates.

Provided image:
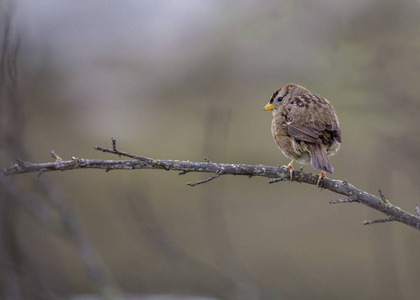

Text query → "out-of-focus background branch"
[1,0,420,299]
[1,3,122,299]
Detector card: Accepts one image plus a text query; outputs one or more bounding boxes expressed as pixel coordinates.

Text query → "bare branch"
[2,139,420,231]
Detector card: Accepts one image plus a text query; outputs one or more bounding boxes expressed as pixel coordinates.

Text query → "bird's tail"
[308,143,334,173]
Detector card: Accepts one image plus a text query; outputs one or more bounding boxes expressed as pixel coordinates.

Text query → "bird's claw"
[317,170,326,187]
[280,159,295,181]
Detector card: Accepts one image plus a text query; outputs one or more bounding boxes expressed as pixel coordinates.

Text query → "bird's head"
[263,83,304,111]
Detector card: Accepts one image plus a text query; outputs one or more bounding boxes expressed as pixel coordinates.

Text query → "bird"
[263,83,342,186]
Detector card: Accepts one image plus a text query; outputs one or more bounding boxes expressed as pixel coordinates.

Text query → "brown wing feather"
[285,92,341,145]
[286,123,322,144]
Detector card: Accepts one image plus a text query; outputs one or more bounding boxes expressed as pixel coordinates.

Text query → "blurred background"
[1,0,420,299]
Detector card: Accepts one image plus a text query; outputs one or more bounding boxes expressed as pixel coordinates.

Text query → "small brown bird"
[263,83,341,185]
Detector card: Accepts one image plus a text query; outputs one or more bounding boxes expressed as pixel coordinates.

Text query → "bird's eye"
[271,91,281,103]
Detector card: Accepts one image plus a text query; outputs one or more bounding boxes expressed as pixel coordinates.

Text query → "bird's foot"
[317,170,326,187]
[280,159,295,181]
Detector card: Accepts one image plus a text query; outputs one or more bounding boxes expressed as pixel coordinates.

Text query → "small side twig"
[36,169,48,178]
[50,151,62,162]
[363,216,395,226]
[187,172,222,187]
[111,137,117,152]
[416,204,420,218]
[379,189,386,201]
[94,138,153,163]
[269,173,286,184]
[39,151,66,177]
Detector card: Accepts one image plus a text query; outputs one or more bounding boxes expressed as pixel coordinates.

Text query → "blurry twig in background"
[35,177,123,299]
[0,3,121,298]
[0,5,26,298]
[123,193,243,300]
[0,3,24,160]
[199,106,266,300]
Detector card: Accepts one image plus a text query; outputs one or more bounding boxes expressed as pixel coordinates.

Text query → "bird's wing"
[286,123,323,144]
[327,122,342,143]
[286,96,342,144]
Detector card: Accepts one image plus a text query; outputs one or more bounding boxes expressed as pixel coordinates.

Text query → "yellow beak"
[263,102,275,111]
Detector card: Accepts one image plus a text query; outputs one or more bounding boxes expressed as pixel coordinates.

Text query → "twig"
[94,139,153,162]
[187,172,222,187]
[269,173,286,184]
[363,217,395,226]
[111,137,117,152]
[379,189,386,201]
[35,177,123,297]
[416,204,420,218]
[2,140,420,231]
[50,150,62,162]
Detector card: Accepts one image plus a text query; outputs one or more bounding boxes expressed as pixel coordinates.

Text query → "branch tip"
[363,216,395,226]
[111,138,117,152]
[416,204,420,218]
[378,189,386,201]
[50,150,62,162]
